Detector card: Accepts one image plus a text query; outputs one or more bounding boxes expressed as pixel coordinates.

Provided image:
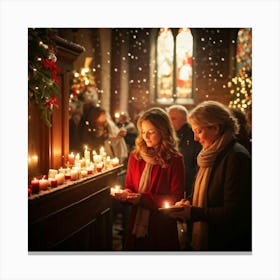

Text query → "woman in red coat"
[113,107,185,251]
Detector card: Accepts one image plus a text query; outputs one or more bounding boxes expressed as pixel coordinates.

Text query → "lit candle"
[84,145,90,160]
[64,168,71,180]
[31,178,40,194]
[70,168,79,181]
[85,159,91,167]
[55,173,65,185]
[49,178,58,188]
[48,169,58,179]
[80,169,87,178]
[68,152,75,166]
[39,177,49,191]
[110,185,122,195]
[96,161,103,172]
[80,158,85,168]
[111,157,120,167]
[87,164,94,175]
[93,154,102,163]
[164,201,170,208]
[99,146,105,155]
[59,167,65,174]
[75,153,80,166]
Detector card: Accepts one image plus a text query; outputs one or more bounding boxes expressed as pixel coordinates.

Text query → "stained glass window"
[176,28,193,102]
[157,28,174,103]
[156,28,193,104]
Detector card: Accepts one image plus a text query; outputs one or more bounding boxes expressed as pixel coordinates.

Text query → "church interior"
[27,27,252,252]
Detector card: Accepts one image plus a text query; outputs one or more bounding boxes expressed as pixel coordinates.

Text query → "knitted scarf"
[191,131,233,250]
[132,150,158,238]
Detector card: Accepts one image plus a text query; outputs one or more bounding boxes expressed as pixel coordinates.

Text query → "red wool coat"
[123,151,185,251]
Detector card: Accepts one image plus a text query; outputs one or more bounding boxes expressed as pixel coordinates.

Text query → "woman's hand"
[112,190,141,205]
[126,193,141,205]
[164,200,192,221]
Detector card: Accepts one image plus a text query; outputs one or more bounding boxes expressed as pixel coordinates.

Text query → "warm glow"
[164,201,170,208]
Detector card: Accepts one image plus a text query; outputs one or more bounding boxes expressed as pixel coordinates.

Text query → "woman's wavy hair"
[188,100,239,135]
[134,107,179,166]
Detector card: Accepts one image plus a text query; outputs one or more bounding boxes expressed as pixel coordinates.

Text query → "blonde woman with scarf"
[113,107,185,251]
[167,101,252,251]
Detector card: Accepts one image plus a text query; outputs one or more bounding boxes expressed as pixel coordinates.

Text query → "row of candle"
[67,146,112,167]
[29,152,120,196]
[30,165,99,195]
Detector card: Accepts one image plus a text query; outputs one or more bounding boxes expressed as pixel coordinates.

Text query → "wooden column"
[28,36,85,181]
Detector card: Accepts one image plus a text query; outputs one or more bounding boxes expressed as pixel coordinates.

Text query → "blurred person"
[167,105,202,198]
[112,107,185,251]
[230,107,251,154]
[115,112,138,155]
[80,105,128,163]
[167,101,252,251]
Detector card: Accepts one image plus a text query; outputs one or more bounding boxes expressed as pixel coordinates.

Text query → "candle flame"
[164,201,170,208]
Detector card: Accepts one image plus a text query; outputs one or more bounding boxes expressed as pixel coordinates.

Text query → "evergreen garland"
[28,28,60,127]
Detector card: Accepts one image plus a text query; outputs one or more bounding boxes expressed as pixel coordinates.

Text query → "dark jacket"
[177,123,202,198]
[190,140,252,251]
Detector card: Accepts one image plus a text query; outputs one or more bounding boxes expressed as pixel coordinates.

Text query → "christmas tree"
[228,28,252,113]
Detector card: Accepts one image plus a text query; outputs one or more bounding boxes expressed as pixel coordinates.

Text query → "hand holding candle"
[164,201,170,208]
[110,185,121,196]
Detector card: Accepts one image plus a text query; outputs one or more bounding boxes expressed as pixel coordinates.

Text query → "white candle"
[84,145,90,160]
[85,159,91,167]
[55,173,65,185]
[99,146,105,155]
[93,154,102,163]
[48,169,58,178]
[59,167,65,174]
[39,177,49,190]
[111,157,120,167]
[70,169,79,181]
[80,169,87,178]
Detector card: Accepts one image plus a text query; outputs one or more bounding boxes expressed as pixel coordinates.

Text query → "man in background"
[167,105,202,199]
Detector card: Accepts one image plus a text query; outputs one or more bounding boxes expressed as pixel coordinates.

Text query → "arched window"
[156,28,193,104]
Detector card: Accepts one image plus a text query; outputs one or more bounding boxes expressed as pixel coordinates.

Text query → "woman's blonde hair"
[134,107,178,166]
[188,100,239,135]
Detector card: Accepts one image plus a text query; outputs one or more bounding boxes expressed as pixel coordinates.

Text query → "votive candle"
[39,177,49,191]
[31,178,40,194]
